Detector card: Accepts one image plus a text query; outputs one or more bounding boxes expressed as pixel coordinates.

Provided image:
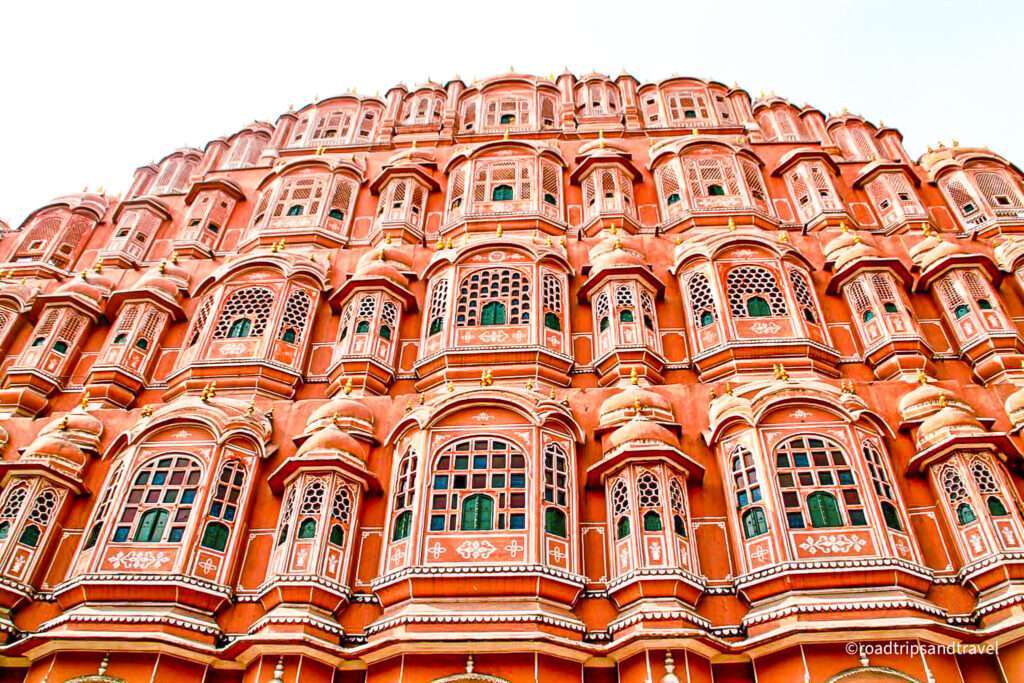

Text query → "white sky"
[1,0,1021,226]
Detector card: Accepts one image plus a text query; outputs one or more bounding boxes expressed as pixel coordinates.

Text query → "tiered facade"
[0,70,1022,682]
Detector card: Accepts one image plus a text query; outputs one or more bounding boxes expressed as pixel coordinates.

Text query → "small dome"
[897,377,963,423]
[823,230,858,263]
[607,416,680,451]
[295,425,368,461]
[38,408,103,451]
[708,390,750,427]
[590,246,645,273]
[354,259,410,288]
[909,235,958,270]
[307,396,375,431]
[833,240,880,272]
[600,387,674,425]
[22,435,88,472]
[56,272,111,305]
[134,261,189,299]
[917,405,984,449]
[1005,385,1024,428]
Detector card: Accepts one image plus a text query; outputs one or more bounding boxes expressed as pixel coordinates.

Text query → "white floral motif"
[504,539,524,558]
[750,321,782,334]
[456,540,496,559]
[548,546,566,563]
[219,342,249,356]
[478,330,509,344]
[473,412,495,423]
[798,534,867,555]
[107,550,172,570]
[196,557,217,574]
[750,544,770,562]
[791,410,811,419]
[427,542,446,559]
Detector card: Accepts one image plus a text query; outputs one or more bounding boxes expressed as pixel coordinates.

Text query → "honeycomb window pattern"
[213,287,274,339]
[455,268,531,327]
[727,266,788,317]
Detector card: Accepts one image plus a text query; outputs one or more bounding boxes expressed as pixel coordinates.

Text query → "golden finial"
[549,388,556,400]
[343,377,353,395]
[927,145,934,153]
[920,223,933,237]
[675,235,682,245]
[839,221,848,233]
[377,249,385,262]
[200,381,217,402]
[247,398,256,415]
[93,262,103,274]
[58,416,69,432]
[446,380,455,393]
[503,129,510,141]
[691,128,699,136]
[405,400,413,413]
[79,391,91,410]
[841,380,855,395]
[418,392,426,405]
[632,396,643,415]
[916,369,928,385]
[384,234,393,246]
[609,223,619,236]
[170,251,179,265]
[773,364,790,382]
[777,230,789,243]
[613,237,623,250]
[725,381,733,395]
[525,378,535,391]
[852,234,862,244]
[546,236,553,247]
[479,369,493,387]
[316,145,326,156]
[952,138,959,147]
[727,217,736,232]
[939,394,948,408]
[446,236,454,249]
[559,236,565,247]
[630,367,639,385]
[410,139,417,150]
[496,224,503,237]
[158,260,167,275]
[141,405,154,417]
[79,270,88,281]
[709,387,717,401]
[598,129,606,148]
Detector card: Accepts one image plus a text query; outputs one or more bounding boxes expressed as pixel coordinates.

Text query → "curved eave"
[184,177,247,205]
[106,288,185,321]
[587,443,705,486]
[328,275,417,313]
[256,158,367,192]
[110,196,172,225]
[569,153,642,184]
[0,461,85,495]
[368,165,440,195]
[30,292,105,321]
[193,255,328,297]
[907,433,1020,474]
[851,161,922,189]
[826,256,913,294]
[772,149,841,178]
[267,453,379,495]
[914,253,1002,292]
[578,263,664,302]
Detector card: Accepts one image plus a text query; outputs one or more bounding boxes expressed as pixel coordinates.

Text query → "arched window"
[637,471,663,532]
[116,455,202,544]
[543,443,570,537]
[492,184,514,201]
[941,465,975,526]
[596,292,611,333]
[742,508,768,538]
[392,448,417,541]
[84,463,124,550]
[641,291,657,331]
[789,268,818,323]
[380,301,398,341]
[688,272,716,328]
[542,273,563,332]
[296,480,326,540]
[329,484,352,547]
[611,479,631,539]
[188,297,214,347]
[971,459,1008,517]
[426,278,449,337]
[0,485,28,543]
[200,461,246,551]
[863,440,903,531]
[727,266,787,318]
[213,287,274,340]
[53,341,68,354]
[461,494,494,531]
[455,269,530,327]
[775,436,864,529]
[278,289,312,344]
[429,438,526,532]
[730,445,761,510]
[669,478,688,538]
[19,489,58,547]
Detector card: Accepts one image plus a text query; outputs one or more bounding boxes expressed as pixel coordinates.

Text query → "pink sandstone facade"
[0,71,1021,682]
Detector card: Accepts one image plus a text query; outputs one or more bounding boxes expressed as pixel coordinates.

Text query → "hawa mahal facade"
[0,70,1022,682]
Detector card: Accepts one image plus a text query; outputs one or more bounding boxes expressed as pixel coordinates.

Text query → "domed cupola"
[916,402,985,451]
[299,387,376,443]
[897,372,972,427]
[1005,384,1024,431]
[598,384,675,431]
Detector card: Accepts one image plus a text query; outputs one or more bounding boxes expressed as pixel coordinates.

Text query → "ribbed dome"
[22,435,88,471]
[354,258,410,288]
[295,425,368,461]
[134,261,189,298]
[56,272,112,305]
[38,408,103,451]
[590,246,645,273]
[833,240,880,272]
[909,235,959,270]
[308,396,375,429]
[917,405,984,448]
[823,230,858,263]
[607,416,680,451]
[1005,385,1024,428]
[897,377,960,422]
[708,390,750,427]
[600,386,673,424]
